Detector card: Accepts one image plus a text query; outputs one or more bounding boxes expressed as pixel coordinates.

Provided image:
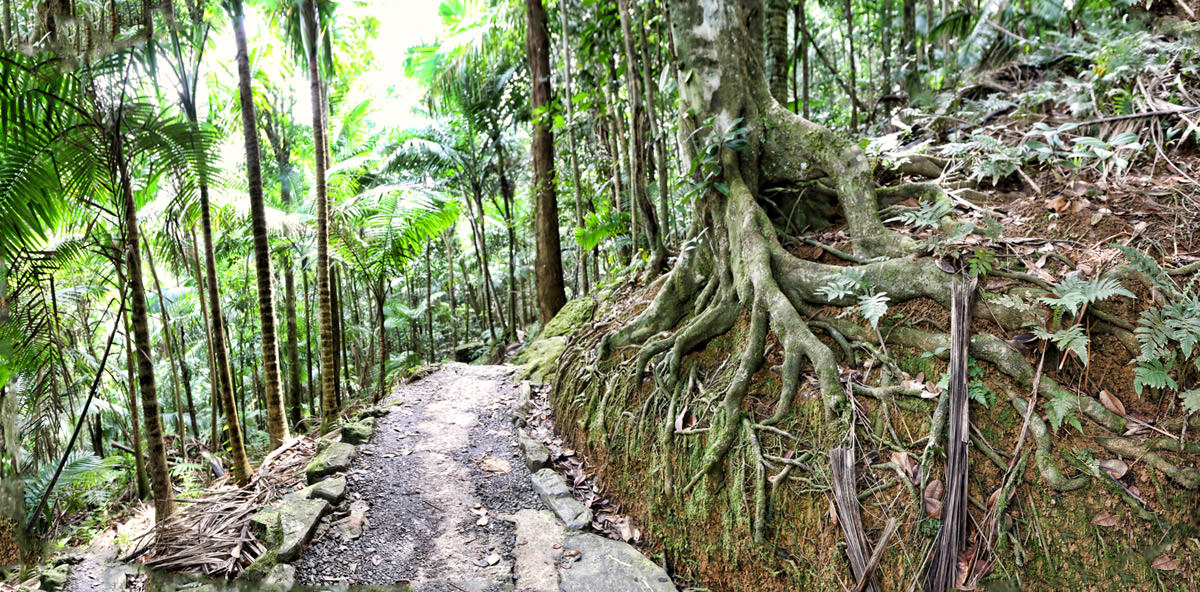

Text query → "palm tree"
[160,9,253,484]
[0,53,202,521]
[300,0,340,429]
[226,0,290,450]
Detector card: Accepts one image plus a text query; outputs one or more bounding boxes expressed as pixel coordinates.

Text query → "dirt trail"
[294,364,539,591]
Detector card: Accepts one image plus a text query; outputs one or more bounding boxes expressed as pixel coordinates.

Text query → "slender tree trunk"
[141,238,187,450]
[496,150,519,342]
[335,265,349,403]
[303,262,315,415]
[640,4,672,250]
[375,280,387,403]
[425,237,435,361]
[304,0,338,430]
[444,231,458,350]
[189,227,220,452]
[284,259,300,425]
[799,0,810,118]
[177,335,199,440]
[526,0,569,324]
[122,308,149,500]
[559,0,589,295]
[115,128,175,522]
[230,0,288,449]
[616,0,665,274]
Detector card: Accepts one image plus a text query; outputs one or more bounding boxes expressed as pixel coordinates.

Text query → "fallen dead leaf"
[1150,555,1179,571]
[1099,459,1128,479]
[1091,511,1119,527]
[1099,390,1126,417]
[476,455,513,474]
[828,498,839,527]
[924,479,944,518]
[891,451,917,482]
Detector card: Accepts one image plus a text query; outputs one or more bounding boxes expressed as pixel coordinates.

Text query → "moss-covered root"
[683,297,768,493]
[1011,397,1090,491]
[598,237,702,358]
[1097,436,1200,490]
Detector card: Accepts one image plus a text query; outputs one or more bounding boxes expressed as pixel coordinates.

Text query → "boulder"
[277,498,329,562]
[530,468,591,530]
[357,407,390,420]
[250,508,281,540]
[306,475,347,504]
[261,563,296,592]
[283,474,347,506]
[341,418,375,445]
[540,297,596,339]
[518,337,566,385]
[559,533,675,592]
[38,565,68,592]
[453,341,488,363]
[305,442,357,484]
[518,429,551,473]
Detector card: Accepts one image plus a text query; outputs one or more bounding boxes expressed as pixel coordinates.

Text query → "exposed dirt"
[293,363,539,591]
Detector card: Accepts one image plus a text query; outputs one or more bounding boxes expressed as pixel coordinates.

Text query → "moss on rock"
[540,297,596,339]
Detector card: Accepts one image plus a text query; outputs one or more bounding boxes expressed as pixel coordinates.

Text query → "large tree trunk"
[765,0,790,104]
[115,128,175,522]
[231,0,289,450]
[304,0,338,430]
[526,0,568,325]
[589,0,911,489]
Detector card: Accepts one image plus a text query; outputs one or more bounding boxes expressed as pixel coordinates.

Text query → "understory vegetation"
[0,0,1198,590]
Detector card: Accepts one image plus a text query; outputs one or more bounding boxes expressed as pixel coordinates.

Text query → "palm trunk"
[142,238,187,451]
[332,264,346,405]
[444,231,458,350]
[304,0,338,430]
[765,0,790,104]
[425,237,435,361]
[527,0,568,324]
[284,259,301,426]
[497,148,519,341]
[188,227,221,453]
[844,0,859,129]
[303,261,315,416]
[231,0,288,449]
[375,280,387,403]
[116,128,175,522]
[122,308,149,500]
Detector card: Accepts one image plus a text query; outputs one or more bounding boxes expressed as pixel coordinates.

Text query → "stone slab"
[530,468,591,530]
[518,429,551,473]
[560,533,675,592]
[277,498,329,562]
[305,442,357,484]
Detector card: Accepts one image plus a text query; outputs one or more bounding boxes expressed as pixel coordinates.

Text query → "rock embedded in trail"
[559,533,675,592]
[306,442,357,483]
[285,475,347,505]
[518,429,551,472]
[341,418,376,445]
[530,468,592,530]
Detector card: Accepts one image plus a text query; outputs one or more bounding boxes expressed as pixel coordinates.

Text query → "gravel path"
[293,363,539,591]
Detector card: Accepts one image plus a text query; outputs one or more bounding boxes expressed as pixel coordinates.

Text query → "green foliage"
[886,196,953,229]
[23,454,111,521]
[815,268,865,302]
[940,134,1022,185]
[967,248,995,277]
[857,292,891,331]
[684,116,749,202]
[1038,275,1133,318]
[1046,392,1082,433]
[1032,325,1090,366]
